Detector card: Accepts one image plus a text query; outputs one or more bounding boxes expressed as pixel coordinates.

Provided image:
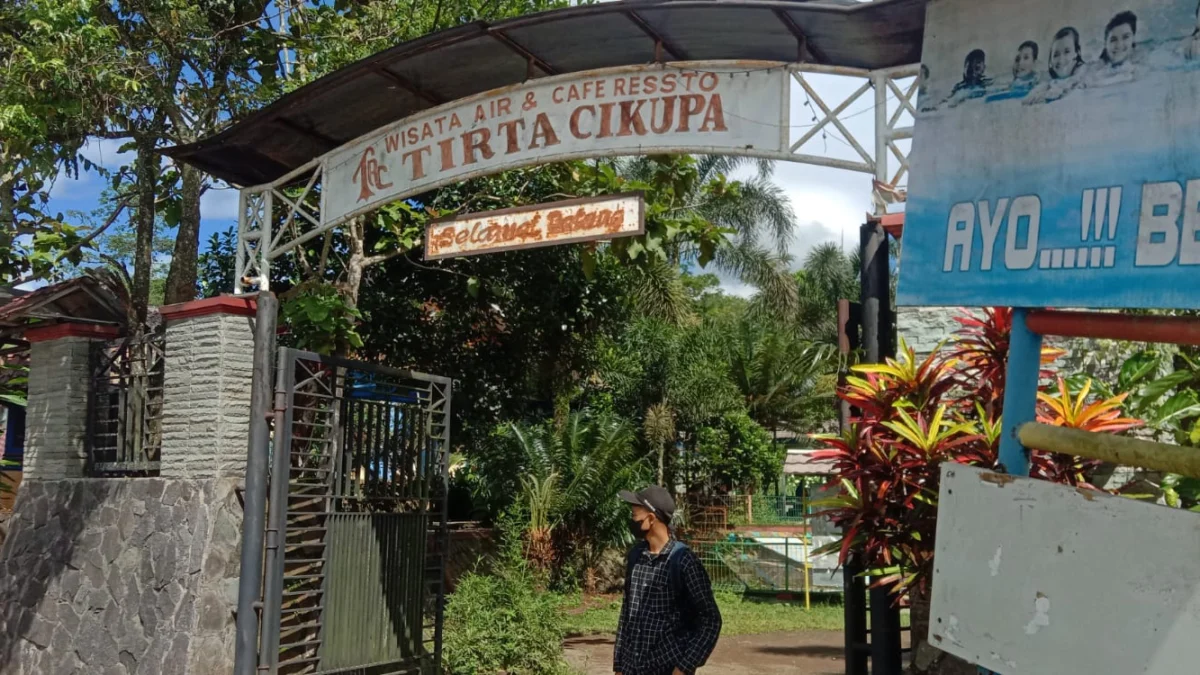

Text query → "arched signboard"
[329,64,787,227]
[219,59,918,293]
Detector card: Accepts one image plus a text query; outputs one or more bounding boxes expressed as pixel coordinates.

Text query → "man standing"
[614,486,722,675]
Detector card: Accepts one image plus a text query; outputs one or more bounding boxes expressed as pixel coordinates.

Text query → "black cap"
[619,486,675,523]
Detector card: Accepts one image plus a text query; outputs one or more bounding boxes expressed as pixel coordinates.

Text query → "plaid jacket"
[613,539,722,674]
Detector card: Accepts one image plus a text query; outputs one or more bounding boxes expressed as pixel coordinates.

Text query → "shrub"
[443,553,572,675]
[693,410,781,492]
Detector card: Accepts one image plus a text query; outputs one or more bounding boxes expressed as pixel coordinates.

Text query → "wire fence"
[682,494,817,531]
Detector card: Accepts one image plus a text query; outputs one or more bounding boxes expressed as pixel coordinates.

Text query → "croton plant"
[813,307,1139,596]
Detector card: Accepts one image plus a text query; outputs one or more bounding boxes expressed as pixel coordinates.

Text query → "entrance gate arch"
[166,2,927,674]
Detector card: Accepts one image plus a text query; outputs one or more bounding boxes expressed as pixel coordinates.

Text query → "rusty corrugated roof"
[166,0,926,186]
[783,449,836,475]
[0,277,126,332]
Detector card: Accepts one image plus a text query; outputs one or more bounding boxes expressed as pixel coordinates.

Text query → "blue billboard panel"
[899,0,1200,309]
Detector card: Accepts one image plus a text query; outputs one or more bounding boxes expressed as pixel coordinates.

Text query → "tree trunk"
[908,584,975,675]
[0,178,13,231]
[132,136,160,326]
[164,164,202,304]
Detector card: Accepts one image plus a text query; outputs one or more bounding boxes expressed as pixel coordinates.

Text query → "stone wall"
[897,305,1130,383]
[0,478,242,674]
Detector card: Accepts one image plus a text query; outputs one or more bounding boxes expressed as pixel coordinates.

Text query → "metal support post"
[234,191,248,295]
[998,308,1043,477]
[870,581,904,675]
[234,292,278,675]
[843,556,869,675]
[260,349,295,672]
[860,221,892,363]
[872,71,889,189]
[978,308,1044,675]
[785,538,790,592]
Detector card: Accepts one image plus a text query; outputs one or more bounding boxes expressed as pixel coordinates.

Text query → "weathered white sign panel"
[930,464,1200,674]
[423,193,644,260]
[325,64,788,226]
[900,0,1200,309]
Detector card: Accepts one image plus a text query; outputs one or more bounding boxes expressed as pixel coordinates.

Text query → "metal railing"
[685,535,845,609]
[85,332,165,476]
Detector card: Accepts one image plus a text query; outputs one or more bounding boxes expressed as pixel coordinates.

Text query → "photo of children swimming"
[917,0,1200,113]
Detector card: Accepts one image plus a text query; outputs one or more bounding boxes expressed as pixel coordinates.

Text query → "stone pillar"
[22,323,120,480]
[159,296,257,480]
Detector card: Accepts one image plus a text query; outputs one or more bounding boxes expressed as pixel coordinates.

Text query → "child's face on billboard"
[1051,37,1078,76]
[1106,23,1135,65]
[1014,47,1036,76]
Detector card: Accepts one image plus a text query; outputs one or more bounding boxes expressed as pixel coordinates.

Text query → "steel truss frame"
[233,61,918,294]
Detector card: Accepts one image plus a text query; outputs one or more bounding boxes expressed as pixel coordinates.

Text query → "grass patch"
[559,592,844,637]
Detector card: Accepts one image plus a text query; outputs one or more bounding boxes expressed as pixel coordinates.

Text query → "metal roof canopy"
[167,0,926,187]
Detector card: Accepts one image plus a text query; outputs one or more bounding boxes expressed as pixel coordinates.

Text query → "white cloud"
[714,70,906,296]
[201,182,240,221]
[78,137,133,170]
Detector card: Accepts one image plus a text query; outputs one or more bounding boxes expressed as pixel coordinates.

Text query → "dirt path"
[563,631,846,675]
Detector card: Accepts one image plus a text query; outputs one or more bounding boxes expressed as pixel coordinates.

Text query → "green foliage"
[197,227,237,299]
[794,243,860,346]
[281,284,364,354]
[1087,348,1200,445]
[693,411,780,492]
[468,410,649,585]
[1086,347,1200,509]
[726,317,836,437]
[443,551,572,675]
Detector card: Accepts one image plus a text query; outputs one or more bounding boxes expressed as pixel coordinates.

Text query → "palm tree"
[794,242,859,346]
[725,316,837,442]
[643,402,675,484]
[507,411,649,590]
[617,155,798,323]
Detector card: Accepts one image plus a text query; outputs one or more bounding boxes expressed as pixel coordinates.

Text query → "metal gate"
[260,348,452,674]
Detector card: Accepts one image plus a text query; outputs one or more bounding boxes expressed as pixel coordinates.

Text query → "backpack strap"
[666,542,691,610]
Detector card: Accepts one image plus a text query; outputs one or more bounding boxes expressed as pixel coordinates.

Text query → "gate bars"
[236,306,453,675]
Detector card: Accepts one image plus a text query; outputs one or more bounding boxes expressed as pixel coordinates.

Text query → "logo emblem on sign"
[351,146,392,203]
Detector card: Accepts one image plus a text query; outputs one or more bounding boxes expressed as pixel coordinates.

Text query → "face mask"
[629,516,649,538]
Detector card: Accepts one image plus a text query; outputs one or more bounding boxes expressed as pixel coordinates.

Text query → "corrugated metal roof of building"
[166,0,926,186]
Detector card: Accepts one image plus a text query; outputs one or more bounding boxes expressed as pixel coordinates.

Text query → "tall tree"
[795,242,860,345]
[1,0,284,312]
[617,155,799,321]
[725,316,836,440]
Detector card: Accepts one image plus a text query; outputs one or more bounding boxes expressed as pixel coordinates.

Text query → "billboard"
[899,0,1200,309]
[424,193,644,260]
[325,64,788,227]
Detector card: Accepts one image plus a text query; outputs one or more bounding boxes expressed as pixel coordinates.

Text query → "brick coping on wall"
[24,322,121,343]
[159,294,257,321]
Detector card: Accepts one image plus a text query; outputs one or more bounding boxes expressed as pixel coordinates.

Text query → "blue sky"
[48,138,240,253]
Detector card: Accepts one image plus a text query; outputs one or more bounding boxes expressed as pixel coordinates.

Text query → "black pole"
[870,580,904,675]
[859,221,891,363]
[843,556,869,675]
[234,292,278,675]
